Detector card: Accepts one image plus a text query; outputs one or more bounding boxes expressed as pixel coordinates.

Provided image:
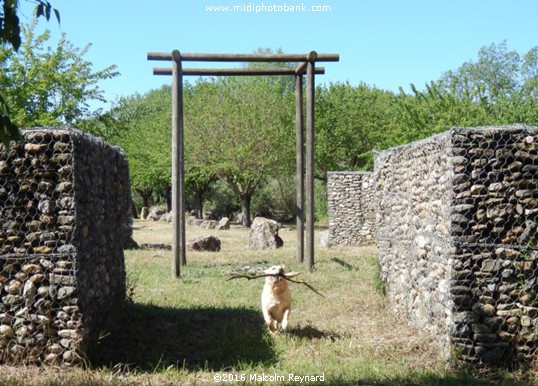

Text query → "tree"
[522,47,538,96]
[396,42,538,140]
[186,74,294,227]
[0,0,59,145]
[0,22,118,128]
[315,81,398,175]
[99,86,173,210]
[439,41,521,104]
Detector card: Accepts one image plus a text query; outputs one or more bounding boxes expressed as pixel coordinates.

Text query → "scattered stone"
[248,217,283,250]
[146,207,167,221]
[140,243,172,250]
[318,229,329,247]
[159,212,173,223]
[186,215,199,226]
[187,235,221,252]
[201,220,217,229]
[216,217,230,230]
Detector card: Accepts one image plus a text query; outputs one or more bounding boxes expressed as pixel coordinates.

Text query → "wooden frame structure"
[147,50,339,277]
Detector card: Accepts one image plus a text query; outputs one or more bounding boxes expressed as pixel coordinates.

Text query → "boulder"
[318,230,329,247]
[187,216,204,227]
[159,212,173,223]
[146,207,166,221]
[216,217,230,230]
[201,220,217,229]
[248,217,283,250]
[140,243,172,250]
[187,235,221,252]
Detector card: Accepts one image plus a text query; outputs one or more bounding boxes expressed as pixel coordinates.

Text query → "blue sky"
[18,0,538,110]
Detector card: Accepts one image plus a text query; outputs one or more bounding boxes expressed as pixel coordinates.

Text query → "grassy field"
[0,220,536,385]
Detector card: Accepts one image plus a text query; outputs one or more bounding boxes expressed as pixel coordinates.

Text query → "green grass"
[0,220,535,385]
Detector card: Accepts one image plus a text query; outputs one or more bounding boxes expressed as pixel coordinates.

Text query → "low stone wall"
[374,125,538,367]
[0,128,131,365]
[327,172,375,246]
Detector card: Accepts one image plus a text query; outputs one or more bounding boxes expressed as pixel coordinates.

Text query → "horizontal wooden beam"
[148,52,339,63]
[153,67,326,76]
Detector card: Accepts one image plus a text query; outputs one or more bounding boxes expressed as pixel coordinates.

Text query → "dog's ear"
[284,271,301,278]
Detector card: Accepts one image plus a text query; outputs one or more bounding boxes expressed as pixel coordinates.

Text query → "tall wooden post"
[295,74,304,263]
[171,49,186,277]
[305,51,317,272]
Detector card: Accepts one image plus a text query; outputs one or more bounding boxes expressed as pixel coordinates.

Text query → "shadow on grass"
[331,257,356,270]
[91,302,276,372]
[288,324,342,341]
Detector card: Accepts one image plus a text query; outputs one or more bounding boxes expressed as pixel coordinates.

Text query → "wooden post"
[295,74,304,263]
[305,51,317,272]
[171,50,186,277]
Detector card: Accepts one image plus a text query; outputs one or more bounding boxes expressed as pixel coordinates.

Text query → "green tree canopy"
[315,81,399,174]
[396,42,538,145]
[0,22,118,128]
[186,74,294,226]
[97,86,173,209]
[0,0,59,145]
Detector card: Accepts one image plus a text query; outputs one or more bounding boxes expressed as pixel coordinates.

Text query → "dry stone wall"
[0,128,131,366]
[374,125,538,367]
[328,172,375,246]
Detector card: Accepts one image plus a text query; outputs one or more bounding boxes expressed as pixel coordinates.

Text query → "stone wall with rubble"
[0,127,131,366]
[374,125,538,367]
[327,172,375,246]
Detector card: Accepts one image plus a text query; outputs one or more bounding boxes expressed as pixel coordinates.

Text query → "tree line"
[2,18,537,225]
[85,41,538,226]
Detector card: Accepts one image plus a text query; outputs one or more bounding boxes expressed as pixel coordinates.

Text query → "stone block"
[0,128,131,366]
[374,124,538,367]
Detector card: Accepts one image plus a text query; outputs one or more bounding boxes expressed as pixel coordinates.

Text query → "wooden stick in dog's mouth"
[227,272,325,298]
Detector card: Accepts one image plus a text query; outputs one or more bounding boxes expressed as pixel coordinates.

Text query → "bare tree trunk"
[131,198,139,219]
[241,194,251,227]
[196,187,204,219]
[164,186,172,212]
[136,188,153,209]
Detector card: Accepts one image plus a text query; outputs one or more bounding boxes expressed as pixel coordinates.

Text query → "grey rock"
[216,217,230,230]
[318,230,329,247]
[146,207,167,221]
[187,235,221,252]
[248,217,283,250]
